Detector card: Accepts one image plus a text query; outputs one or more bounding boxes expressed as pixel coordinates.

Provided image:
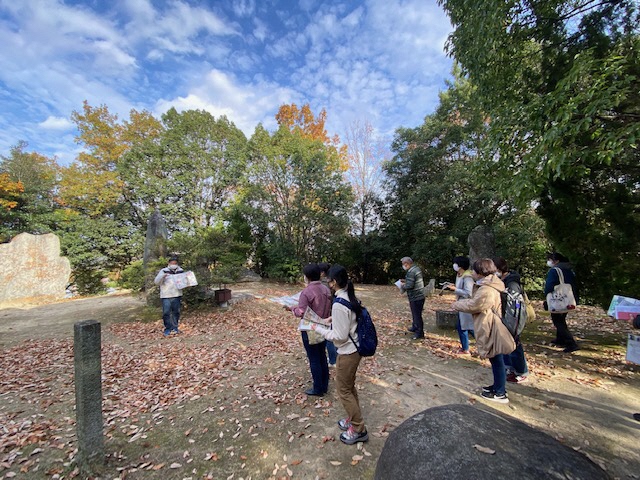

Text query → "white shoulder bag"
[546,267,576,314]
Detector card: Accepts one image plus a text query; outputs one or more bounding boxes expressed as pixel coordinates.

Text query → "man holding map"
[154,255,185,336]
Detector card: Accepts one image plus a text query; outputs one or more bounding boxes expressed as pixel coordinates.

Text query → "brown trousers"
[336,351,365,432]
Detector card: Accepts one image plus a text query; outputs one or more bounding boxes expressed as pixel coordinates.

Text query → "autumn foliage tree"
[276,103,347,165]
[0,142,59,242]
[0,173,23,212]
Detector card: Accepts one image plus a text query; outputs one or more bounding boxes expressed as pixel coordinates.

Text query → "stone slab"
[374,404,609,480]
[0,233,71,307]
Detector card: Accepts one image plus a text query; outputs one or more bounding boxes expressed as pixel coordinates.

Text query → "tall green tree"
[120,108,247,230]
[237,124,353,279]
[439,0,640,304]
[384,72,550,283]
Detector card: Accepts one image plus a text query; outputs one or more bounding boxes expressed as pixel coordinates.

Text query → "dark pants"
[489,355,507,395]
[551,313,578,347]
[301,332,329,394]
[409,298,425,336]
[162,296,181,333]
[326,341,338,365]
[504,339,529,376]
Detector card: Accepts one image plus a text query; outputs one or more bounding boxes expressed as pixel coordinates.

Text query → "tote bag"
[546,267,576,314]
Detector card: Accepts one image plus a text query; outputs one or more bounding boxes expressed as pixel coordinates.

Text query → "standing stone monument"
[468,225,496,263]
[0,233,71,308]
[143,209,168,306]
[74,320,104,474]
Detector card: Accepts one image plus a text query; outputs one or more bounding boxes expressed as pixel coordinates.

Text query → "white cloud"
[38,116,73,131]
[122,0,238,57]
[154,69,299,135]
[233,0,256,17]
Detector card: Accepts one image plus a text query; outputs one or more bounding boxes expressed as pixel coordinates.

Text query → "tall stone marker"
[143,209,168,306]
[374,404,608,480]
[74,320,104,474]
[468,225,496,263]
[0,233,71,308]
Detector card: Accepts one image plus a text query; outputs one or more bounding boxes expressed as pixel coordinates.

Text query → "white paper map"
[270,291,301,307]
[298,306,331,331]
[171,271,198,290]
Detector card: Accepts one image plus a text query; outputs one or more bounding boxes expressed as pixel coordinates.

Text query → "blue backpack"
[333,297,378,357]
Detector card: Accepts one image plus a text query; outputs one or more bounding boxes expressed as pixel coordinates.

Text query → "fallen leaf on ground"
[473,444,496,455]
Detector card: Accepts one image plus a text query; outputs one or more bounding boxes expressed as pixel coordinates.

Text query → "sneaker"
[457,348,471,355]
[340,426,368,445]
[163,330,171,337]
[172,329,182,335]
[563,344,580,353]
[481,385,494,393]
[337,417,352,431]
[481,390,509,404]
[506,373,529,384]
[411,334,425,340]
[329,363,336,368]
[407,327,417,333]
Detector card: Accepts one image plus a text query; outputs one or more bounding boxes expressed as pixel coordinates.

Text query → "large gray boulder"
[0,233,71,307]
[374,404,608,480]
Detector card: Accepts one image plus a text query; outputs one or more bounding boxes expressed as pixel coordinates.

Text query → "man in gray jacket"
[400,257,425,340]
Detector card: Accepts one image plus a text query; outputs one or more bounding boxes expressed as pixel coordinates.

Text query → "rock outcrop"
[0,233,71,307]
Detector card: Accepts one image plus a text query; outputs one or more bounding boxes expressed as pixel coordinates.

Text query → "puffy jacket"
[451,274,515,358]
[154,267,185,298]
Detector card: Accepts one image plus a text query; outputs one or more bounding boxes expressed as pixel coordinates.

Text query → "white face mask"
[453,263,460,272]
[168,264,179,270]
[303,276,309,285]
[402,265,409,271]
[546,260,555,268]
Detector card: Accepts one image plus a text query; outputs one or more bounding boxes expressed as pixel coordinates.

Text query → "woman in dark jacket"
[494,258,529,383]
[544,252,579,353]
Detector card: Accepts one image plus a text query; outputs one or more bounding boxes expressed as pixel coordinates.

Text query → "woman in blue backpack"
[312,265,368,445]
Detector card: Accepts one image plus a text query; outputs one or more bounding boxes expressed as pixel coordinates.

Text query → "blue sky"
[0,0,453,165]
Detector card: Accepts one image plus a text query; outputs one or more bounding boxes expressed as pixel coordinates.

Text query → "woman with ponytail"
[312,265,368,445]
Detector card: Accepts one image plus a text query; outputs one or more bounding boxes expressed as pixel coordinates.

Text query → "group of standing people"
[400,252,580,404]
[285,263,369,445]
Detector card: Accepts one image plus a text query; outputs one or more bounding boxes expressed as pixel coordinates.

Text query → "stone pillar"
[74,320,104,474]
[468,225,495,264]
[143,209,168,306]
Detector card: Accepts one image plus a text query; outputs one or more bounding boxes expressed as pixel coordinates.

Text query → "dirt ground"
[1,282,639,479]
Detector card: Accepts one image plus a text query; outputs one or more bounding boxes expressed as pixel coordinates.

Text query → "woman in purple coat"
[286,263,332,396]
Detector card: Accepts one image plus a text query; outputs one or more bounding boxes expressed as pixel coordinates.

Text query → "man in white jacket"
[154,256,184,336]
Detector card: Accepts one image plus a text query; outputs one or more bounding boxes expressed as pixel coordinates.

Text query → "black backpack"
[333,297,378,357]
[500,282,528,338]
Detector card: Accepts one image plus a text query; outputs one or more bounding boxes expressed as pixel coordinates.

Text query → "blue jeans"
[504,339,529,376]
[301,332,329,394]
[456,317,475,351]
[326,341,337,365]
[409,298,425,336]
[162,297,181,333]
[489,355,507,395]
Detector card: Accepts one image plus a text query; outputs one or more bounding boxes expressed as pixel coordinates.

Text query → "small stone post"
[74,320,104,473]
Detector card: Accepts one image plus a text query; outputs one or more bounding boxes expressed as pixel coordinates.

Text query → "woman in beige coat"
[452,258,516,403]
